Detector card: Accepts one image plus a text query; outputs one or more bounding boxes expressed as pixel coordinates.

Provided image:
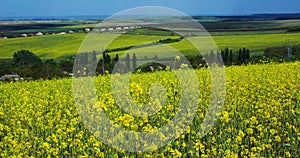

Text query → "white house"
[69,30,74,34]
[59,32,66,35]
[84,28,91,32]
[108,28,114,31]
[21,33,27,37]
[36,32,43,36]
[1,74,21,81]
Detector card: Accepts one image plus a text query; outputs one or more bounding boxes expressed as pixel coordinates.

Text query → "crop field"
[170,33,300,56]
[109,33,300,58]
[0,33,179,59]
[201,20,300,31]
[1,32,300,60]
[211,33,300,53]
[0,62,299,157]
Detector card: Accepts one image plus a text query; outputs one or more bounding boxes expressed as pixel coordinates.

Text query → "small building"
[84,28,91,32]
[108,28,114,31]
[59,32,66,35]
[21,33,27,37]
[116,27,122,30]
[100,28,106,32]
[0,36,8,40]
[69,30,74,34]
[123,26,129,30]
[1,74,21,81]
[36,32,43,36]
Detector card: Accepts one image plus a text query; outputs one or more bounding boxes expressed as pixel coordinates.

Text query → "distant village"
[0,26,141,40]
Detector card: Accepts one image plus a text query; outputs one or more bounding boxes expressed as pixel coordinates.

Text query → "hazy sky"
[1,0,300,17]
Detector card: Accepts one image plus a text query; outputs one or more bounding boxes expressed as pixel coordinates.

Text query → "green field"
[201,33,300,56]
[0,33,179,59]
[202,20,300,30]
[109,33,300,58]
[0,32,300,59]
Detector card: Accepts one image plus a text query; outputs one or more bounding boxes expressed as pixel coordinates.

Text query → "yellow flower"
[246,128,254,135]
[275,135,281,142]
[42,142,50,150]
[172,149,182,158]
[270,129,276,135]
[285,151,291,158]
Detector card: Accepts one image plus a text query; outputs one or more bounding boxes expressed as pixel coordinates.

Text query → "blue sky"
[1,0,300,17]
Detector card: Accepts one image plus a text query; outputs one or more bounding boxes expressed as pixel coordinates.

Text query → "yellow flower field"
[0,62,299,157]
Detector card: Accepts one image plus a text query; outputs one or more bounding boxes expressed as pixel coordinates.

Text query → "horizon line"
[0,12,300,19]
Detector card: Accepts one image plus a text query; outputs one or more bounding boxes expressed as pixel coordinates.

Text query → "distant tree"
[102,51,106,63]
[132,53,137,70]
[245,49,250,63]
[237,49,243,64]
[44,59,57,69]
[59,60,74,72]
[236,48,251,64]
[125,53,131,71]
[0,60,14,76]
[114,54,119,62]
[224,48,229,65]
[229,50,233,65]
[242,48,247,63]
[106,53,111,64]
[13,50,42,66]
[221,50,225,63]
[42,59,65,79]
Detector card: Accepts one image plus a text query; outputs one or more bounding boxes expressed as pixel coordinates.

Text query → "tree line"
[1,45,298,80]
[0,50,73,80]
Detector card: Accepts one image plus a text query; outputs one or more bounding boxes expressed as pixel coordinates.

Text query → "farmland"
[1,16,300,60]
[0,32,300,59]
[0,62,299,157]
[0,33,179,59]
